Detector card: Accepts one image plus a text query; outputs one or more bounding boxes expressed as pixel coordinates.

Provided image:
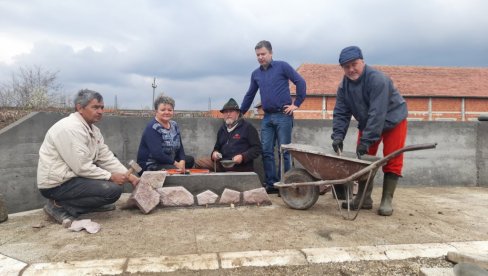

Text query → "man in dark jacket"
[331,46,408,216]
[195,98,262,172]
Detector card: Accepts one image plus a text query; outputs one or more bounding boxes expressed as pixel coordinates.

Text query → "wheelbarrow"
[273,143,437,220]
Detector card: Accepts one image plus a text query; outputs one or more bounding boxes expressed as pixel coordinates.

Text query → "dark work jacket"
[213,119,262,171]
[331,65,408,147]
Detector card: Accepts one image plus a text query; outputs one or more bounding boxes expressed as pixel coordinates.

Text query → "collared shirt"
[241,60,306,114]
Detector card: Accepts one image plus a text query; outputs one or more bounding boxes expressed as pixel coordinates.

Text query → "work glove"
[332,139,343,154]
[356,143,368,159]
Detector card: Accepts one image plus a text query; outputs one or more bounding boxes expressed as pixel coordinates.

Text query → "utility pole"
[151,77,157,106]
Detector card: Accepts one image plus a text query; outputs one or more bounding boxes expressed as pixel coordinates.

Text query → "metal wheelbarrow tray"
[274,143,437,220]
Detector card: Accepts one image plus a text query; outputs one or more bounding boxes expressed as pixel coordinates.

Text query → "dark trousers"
[39,177,123,217]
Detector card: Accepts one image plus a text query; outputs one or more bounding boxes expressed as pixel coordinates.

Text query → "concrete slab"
[127,253,219,273]
[302,247,353,263]
[0,253,27,276]
[220,249,307,268]
[164,172,262,195]
[377,243,456,260]
[419,267,454,276]
[22,258,126,276]
[449,241,488,255]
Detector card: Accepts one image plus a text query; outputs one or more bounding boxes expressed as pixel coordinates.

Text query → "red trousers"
[358,119,408,176]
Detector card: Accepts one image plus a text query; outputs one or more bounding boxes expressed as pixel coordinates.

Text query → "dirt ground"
[1,186,487,274]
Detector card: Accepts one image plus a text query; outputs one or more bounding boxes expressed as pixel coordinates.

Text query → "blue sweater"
[332,65,408,147]
[241,60,306,114]
[137,118,185,172]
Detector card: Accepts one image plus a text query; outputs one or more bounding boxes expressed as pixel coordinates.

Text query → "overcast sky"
[0,0,487,110]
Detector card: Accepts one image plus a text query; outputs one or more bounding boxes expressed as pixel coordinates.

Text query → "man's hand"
[232,154,243,164]
[212,151,222,161]
[356,143,368,159]
[174,160,186,172]
[332,139,343,154]
[128,174,140,187]
[110,173,128,185]
[283,104,298,115]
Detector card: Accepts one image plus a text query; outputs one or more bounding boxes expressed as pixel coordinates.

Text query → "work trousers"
[358,119,408,176]
[39,177,123,217]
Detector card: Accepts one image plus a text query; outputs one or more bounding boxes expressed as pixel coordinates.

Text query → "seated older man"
[195,98,261,172]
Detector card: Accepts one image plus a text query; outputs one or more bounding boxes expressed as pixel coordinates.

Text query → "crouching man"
[37,89,139,225]
[195,98,261,172]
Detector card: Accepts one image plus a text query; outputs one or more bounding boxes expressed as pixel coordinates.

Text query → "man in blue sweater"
[240,40,306,194]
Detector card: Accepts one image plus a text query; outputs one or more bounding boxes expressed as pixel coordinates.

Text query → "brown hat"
[220,98,240,113]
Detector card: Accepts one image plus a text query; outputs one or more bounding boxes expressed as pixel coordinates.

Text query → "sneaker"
[91,204,116,213]
[43,200,75,225]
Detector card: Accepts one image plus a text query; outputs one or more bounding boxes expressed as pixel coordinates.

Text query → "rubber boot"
[341,180,373,210]
[378,173,399,216]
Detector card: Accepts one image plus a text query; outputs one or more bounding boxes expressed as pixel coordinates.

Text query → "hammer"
[127,160,142,177]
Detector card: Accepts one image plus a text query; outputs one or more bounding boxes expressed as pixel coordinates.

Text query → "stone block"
[164,172,262,195]
[196,190,219,205]
[219,188,241,205]
[0,194,7,223]
[243,187,271,205]
[140,171,167,189]
[130,183,160,214]
[158,187,194,207]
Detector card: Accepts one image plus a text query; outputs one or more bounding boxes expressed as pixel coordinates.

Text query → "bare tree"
[0,65,63,108]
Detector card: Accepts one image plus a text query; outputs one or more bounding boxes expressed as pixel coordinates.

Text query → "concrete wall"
[0,112,486,213]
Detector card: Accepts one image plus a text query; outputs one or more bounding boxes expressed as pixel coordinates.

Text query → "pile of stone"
[125,171,271,214]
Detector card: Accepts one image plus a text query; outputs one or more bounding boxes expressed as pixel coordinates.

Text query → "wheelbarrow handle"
[381,143,437,162]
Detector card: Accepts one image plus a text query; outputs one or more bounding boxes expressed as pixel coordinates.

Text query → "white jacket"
[37,112,127,189]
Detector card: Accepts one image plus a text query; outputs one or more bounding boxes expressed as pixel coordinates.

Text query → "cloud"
[0,0,487,110]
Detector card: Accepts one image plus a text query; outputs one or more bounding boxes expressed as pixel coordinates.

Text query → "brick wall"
[218,95,488,121]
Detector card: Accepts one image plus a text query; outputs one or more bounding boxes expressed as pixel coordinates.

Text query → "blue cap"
[339,46,363,65]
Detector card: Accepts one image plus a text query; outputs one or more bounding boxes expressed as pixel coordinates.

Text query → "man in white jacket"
[37,89,139,225]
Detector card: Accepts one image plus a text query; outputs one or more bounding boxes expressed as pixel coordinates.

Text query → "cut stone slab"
[219,188,241,204]
[197,190,219,205]
[127,253,219,273]
[419,267,454,276]
[158,187,194,207]
[164,172,262,195]
[0,194,7,223]
[140,171,167,189]
[447,251,488,270]
[0,254,27,275]
[23,259,126,276]
[130,182,160,214]
[243,187,271,205]
[220,249,307,268]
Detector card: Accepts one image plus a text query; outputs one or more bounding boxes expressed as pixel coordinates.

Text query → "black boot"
[341,180,373,210]
[378,173,399,216]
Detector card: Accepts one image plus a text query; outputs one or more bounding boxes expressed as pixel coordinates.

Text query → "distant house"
[249,64,488,121]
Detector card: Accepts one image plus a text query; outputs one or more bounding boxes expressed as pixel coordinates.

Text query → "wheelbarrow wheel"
[280,168,319,210]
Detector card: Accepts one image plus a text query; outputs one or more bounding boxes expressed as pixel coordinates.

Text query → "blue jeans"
[261,112,293,188]
[39,177,122,217]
